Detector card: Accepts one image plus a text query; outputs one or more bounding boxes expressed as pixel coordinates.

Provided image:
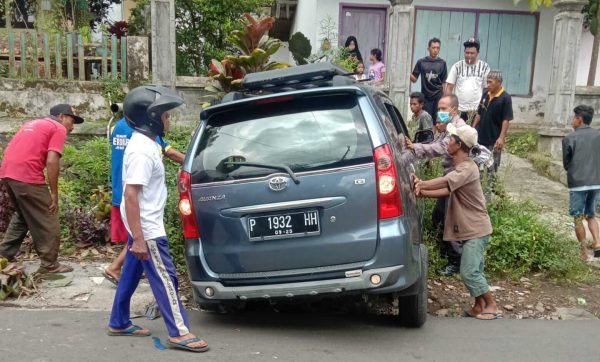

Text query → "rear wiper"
[224,161,300,184]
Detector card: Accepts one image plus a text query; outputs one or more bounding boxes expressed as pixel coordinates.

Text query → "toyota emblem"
[268,176,288,191]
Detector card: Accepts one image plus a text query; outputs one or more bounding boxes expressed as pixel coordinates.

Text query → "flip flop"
[475,312,503,321]
[593,248,600,258]
[167,337,209,353]
[102,269,119,286]
[107,325,151,337]
[38,263,74,274]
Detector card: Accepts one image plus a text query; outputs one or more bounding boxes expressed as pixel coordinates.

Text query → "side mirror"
[413,129,434,144]
[110,103,122,113]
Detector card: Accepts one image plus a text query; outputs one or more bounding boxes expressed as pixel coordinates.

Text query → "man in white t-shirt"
[445,38,490,124]
[107,85,209,353]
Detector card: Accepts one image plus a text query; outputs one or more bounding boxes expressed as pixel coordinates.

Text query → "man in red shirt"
[0,104,83,273]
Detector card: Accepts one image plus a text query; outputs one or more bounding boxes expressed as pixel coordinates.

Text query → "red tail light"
[374,144,403,219]
[255,95,295,105]
[178,171,200,238]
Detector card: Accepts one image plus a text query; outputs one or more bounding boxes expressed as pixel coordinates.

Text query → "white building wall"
[282,0,595,123]
[577,29,600,86]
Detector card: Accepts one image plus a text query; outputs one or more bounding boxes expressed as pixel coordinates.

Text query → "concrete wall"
[0,76,212,134]
[575,86,600,121]
[577,29,600,86]
[172,76,214,127]
[0,79,110,133]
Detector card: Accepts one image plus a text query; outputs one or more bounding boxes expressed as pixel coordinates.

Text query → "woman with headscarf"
[344,36,363,63]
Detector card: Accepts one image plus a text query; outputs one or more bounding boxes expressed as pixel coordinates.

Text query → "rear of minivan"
[180,87,427,326]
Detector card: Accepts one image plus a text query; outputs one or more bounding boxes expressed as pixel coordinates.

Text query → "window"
[412,8,538,96]
[191,94,373,184]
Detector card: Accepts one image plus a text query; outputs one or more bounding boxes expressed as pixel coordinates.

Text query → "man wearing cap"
[0,104,84,273]
[403,94,466,276]
[414,124,501,320]
[445,38,490,123]
[472,70,513,199]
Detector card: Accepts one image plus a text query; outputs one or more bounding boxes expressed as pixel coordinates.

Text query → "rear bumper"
[190,264,416,303]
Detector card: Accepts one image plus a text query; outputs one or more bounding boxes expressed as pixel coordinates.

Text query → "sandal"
[108,325,151,337]
[475,312,503,320]
[102,269,119,286]
[38,263,74,274]
[167,337,209,353]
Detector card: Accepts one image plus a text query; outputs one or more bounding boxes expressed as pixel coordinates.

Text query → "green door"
[412,8,538,96]
[478,13,537,96]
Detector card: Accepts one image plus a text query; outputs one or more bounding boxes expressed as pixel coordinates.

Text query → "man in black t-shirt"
[472,70,513,198]
[411,37,448,123]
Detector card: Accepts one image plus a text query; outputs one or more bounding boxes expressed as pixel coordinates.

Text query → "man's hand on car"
[405,138,415,150]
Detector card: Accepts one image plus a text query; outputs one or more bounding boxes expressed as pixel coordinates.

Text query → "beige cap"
[447,123,478,148]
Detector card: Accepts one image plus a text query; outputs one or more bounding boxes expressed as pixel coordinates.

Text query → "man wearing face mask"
[445,38,490,124]
[404,95,466,276]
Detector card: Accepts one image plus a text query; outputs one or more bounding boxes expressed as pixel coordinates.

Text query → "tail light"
[178,171,200,238]
[374,144,403,219]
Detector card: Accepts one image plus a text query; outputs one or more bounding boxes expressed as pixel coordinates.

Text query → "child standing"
[354,62,367,81]
[368,48,386,83]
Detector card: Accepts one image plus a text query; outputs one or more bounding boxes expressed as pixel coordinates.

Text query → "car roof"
[201,63,386,119]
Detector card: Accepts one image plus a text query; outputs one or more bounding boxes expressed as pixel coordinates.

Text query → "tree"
[514,0,599,86]
[174,0,274,76]
[583,0,600,85]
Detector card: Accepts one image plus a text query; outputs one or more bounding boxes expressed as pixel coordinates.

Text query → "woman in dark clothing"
[344,36,363,63]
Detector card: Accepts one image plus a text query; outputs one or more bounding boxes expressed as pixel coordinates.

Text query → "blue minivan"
[178,63,428,327]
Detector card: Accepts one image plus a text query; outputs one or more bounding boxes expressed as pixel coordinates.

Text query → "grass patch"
[505,132,538,159]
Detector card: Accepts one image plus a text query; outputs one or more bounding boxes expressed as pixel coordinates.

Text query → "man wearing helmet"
[107,85,208,352]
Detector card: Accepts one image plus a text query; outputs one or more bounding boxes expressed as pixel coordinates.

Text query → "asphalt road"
[0,308,598,362]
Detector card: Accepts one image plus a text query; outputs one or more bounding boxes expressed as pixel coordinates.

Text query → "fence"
[0,30,127,81]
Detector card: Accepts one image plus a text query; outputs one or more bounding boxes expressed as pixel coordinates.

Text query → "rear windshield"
[191,93,373,184]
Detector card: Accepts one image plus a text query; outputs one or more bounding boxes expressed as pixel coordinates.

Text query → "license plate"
[248,211,320,241]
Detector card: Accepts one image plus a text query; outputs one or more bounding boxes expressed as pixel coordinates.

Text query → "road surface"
[0,308,598,361]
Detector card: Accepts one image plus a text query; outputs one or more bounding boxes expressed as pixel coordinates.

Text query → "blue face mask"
[438,111,451,124]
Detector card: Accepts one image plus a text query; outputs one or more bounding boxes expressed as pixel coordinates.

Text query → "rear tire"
[397,245,428,328]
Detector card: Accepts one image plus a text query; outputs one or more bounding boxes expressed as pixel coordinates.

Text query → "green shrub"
[62,137,111,200]
[505,132,538,158]
[486,194,589,281]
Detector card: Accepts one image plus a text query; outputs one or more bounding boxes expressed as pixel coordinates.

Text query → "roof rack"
[221,62,358,104]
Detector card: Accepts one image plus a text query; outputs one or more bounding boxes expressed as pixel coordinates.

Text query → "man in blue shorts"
[562,105,600,260]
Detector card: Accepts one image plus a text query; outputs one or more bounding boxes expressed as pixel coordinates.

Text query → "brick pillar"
[150,0,176,88]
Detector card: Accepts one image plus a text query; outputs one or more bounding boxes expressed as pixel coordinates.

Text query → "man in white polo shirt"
[445,38,490,124]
